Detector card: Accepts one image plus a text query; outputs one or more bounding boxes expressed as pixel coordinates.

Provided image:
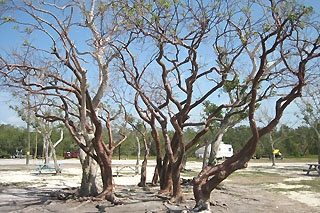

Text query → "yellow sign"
[27,152,30,155]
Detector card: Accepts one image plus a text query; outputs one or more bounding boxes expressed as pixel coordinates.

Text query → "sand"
[0,159,319,212]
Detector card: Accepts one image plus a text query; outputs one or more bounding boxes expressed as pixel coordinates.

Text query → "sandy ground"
[0,158,319,212]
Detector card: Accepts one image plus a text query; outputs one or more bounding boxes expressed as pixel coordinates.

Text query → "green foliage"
[223,124,320,157]
[0,124,78,157]
[0,121,318,158]
[0,124,26,156]
[202,101,222,119]
[1,15,15,22]
[223,125,252,153]
[223,79,240,93]
[22,40,30,46]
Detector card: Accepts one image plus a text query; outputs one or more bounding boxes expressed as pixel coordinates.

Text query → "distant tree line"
[1,123,318,159]
[0,124,76,158]
[224,125,319,158]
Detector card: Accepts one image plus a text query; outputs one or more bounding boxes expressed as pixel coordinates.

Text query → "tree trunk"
[152,164,159,185]
[317,135,320,165]
[49,129,63,159]
[151,125,163,185]
[193,150,251,211]
[192,185,211,212]
[202,140,210,169]
[270,134,276,166]
[33,133,38,159]
[138,137,152,187]
[208,132,224,166]
[90,118,117,203]
[138,156,148,187]
[181,155,187,171]
[271,152,276,166]
[79,148,100,196]
[171,161,184,202]
[43,137,49,164]
[48,138,62,173]
[96,151,116,203]
[159,156,172,194]
[135,136,140,175]
[193,131,258,211]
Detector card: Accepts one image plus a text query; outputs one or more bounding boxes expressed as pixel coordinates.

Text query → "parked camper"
[195,142,233,159]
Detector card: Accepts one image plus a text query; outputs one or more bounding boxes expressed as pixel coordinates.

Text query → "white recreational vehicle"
[195,142,233,159]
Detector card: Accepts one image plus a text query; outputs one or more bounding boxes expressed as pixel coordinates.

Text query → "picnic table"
[36,163,63,174]
[113,164,138,177]
[303,163,320,176]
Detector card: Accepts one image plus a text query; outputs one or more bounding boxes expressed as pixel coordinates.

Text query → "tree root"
[169,194,185,204]
[50,188,123,205]
[192,200,210,212]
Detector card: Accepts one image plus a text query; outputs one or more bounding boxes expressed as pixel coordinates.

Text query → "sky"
[0,0,319,129]
[0,30,26,127]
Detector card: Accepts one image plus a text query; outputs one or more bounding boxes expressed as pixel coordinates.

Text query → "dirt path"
[0,183,318,212]
[0,159,319,212]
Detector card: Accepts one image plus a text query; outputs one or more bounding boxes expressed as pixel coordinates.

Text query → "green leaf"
[22,40,30,46]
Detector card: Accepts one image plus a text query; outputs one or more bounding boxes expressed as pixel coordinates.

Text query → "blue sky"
[0,25,26,127]
[0,0,319,128]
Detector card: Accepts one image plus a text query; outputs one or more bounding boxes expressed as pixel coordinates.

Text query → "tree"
[257,108,293,166]
[0,124,29,157]
[127,116,152,187]
[114,0,320,210]
[11,93,64,172]
[200,100,246,167]
[297,85,320,164]
[0,0,128,202]
[191,1,320,210]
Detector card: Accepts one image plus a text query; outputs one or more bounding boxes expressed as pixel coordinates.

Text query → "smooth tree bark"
[79,135,100,196]
[49,129,63,159]
[135,136,140,175]
[38,121,62,173]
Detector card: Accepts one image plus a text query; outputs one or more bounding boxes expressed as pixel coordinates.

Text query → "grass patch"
[227,169,289,186]
[143,186,150,191]
[230,170,281,177]
[266,177,320,194]
[271,187,306,193]
[0,182,31,187]
[283,179,320,193]
[62,174,78,178]
[129,188,136,192]
[180,170,199,178]
[0,168,23,172]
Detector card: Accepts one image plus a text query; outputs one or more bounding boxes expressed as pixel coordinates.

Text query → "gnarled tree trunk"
[193,144,256,211]
[138,137,152,187]
[79,147,100,196]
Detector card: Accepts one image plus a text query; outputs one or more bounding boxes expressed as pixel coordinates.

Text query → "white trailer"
[195,142,233,159]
